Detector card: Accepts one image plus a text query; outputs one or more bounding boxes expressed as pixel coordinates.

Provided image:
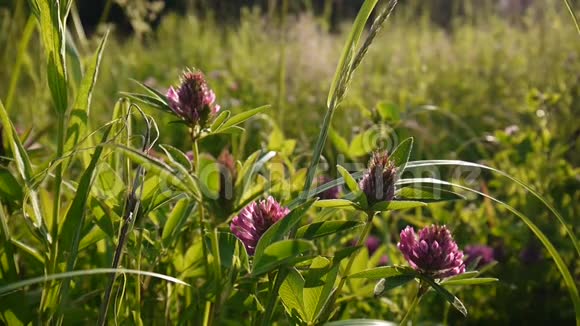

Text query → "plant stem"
[333,211,375,298]
[41,111,66,319]
[135,229,143,322]
[50,112,66,272]
[400,281,426,325]
[296,103,335,215]
[192,136,213,326]
[259,268,288,326]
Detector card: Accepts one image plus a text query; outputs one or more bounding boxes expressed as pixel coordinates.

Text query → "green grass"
[0,0,578,324]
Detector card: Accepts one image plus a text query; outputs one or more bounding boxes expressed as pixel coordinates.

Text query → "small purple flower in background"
[378,255,389,266]
[464,245,495,269]
[166,69,220,127]
[365,235,381,255]
[398,225,465,279]
[359,151,398,205]
[316,175,340,200]
[230,196,290,255]
[352,235,389,266]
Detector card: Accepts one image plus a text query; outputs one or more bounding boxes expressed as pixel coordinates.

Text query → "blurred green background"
[0,0,578,324]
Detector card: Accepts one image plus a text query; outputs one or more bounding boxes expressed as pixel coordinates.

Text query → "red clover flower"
[398,225,465,279]
[166,69,220,128]
[230,196,290,255]
[358,151,398,206]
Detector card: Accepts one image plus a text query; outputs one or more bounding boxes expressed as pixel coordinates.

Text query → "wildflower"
[230,196,290,255]
[358,151,398,206]
[316,175,340,200]
[166,69,220,127]
[398,225,465,279]
[464,245,495,269]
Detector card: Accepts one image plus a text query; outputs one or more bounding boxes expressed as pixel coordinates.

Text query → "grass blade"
[65,30,109,155]
[0,268,189,295]
[398,177,580,320]
[31,0,68,114]
[326,0,379,108]
[405,160,580,256]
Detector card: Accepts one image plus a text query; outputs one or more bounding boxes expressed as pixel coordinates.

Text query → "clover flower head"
[398,225,465,278]
[464,245,495,269]
[166,69,220,127]
[358,151,398,205]
[230,196,290,255]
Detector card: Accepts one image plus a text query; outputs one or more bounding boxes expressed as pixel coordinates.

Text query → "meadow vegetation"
[0,0,578,324]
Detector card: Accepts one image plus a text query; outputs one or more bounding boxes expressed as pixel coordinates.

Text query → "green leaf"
[377,102,400,123]
[443,271,479,281]
[210,110,231,131]
[303,257,340,322]
[313,199,358,210]
[212,126,244,135]
[252,239,315,276]
[441,278,498,286]
[0,100,42,227]
[396,186,465,202]
[337,165,360,193]
[279,268,306,321]
[0,168,23,202]
[373,275,416,297]
[370,200,426,212]
[110,144,200,200]
[348,265,415,279]
[418,275,467,316]
[60,126,112,265]
[131,78,169,102]
[348,129,377,157]
[162,198,194,246]
[159,144,192,171]
[216,105,269,131]
[65,29,82,87]
[32,0,68,114]
[253,198,316,263]
[121,92,172,113]
[65,30,109,154]
[328,128,351,157]
[296,221,361,240]
[389,137,413,170]
[327,0,380,108]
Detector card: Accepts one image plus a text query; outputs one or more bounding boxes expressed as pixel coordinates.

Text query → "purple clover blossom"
[166,69,220,127]
[464,245,495,269]
[230,196,290,255]
[365,235,381,255]
[316,175,340,200]
[358,151,398,206]
[397,225,465,279]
